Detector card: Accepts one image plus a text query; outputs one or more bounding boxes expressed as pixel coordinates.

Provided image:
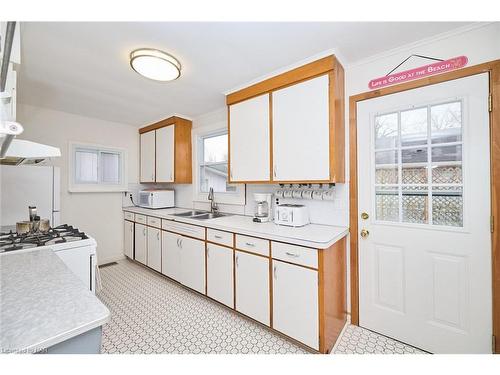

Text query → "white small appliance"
[138,189,175,209]
[253,193,272,223]
[274,204,310,227]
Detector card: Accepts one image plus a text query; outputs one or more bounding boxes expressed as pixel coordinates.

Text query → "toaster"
[274,204,310,227]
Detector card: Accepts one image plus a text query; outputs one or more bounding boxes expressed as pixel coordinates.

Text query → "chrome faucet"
[208,187,218,213]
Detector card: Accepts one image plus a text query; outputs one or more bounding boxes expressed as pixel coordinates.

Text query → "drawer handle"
[285,252,300,258]
[214,235,223,239]
[235,255,239,267]
[207,246,210,258]
[245,242,255,247]
[273,265,277,280]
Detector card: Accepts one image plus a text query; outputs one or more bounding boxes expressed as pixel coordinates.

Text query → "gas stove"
[0,224,89,253]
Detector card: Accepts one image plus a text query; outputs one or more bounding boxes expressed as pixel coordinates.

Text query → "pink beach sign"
[368,56,469,90]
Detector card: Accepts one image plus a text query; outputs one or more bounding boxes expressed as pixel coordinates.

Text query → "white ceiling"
[18,22,472,126]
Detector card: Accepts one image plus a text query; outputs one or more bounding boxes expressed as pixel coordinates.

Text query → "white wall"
[17,104,139,264]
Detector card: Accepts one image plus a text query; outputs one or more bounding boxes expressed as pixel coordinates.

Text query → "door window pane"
[375,113,398,149]
[432,164,462,184]
[401,107,427,147]
[376,166,398,184]
[402,186,429,224]
[431,101,461,144]
[402,147,428,164]
[432,186,463,227]
[402,165,428,184]
[375,186,399,222]
[431,144,462,163]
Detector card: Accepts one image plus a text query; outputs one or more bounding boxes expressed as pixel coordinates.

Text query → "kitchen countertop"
[123,206,348,249]
[0,249,110,353]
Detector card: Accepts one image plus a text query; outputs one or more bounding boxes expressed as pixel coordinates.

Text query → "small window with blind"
[69,142,127,192]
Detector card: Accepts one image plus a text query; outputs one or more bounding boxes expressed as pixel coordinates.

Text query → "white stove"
[0,224,97,292]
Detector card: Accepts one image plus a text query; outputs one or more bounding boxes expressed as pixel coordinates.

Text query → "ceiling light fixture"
[130,48,181,82]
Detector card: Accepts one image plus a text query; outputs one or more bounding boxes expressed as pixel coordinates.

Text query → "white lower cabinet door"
[272,260,319,350]
[147,227,161,272]
[206,243,234,307]
[162,231,181,282]
[134,223,147,265]
[180,236,206,294]
[124,220,134,258]
[235,250,270,326]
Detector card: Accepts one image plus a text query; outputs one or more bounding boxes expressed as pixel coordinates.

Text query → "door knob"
[361,212,369,220]
[360,229,369,238]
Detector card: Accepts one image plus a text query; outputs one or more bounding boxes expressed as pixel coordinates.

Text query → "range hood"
[0,138,61,165]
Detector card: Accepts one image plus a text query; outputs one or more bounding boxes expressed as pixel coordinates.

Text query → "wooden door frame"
[349,59,500,353]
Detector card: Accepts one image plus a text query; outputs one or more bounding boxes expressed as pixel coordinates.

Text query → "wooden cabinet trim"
[226,55,337,105]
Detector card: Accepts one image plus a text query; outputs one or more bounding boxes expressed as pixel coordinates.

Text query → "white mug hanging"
[292,190,302,199]
[275,189,284,198]
[283,189,293,198]
[301,190,313,200]
[322,190,335,201]
[312,190,324,200]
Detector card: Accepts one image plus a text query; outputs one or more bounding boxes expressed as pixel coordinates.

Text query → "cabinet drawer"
[147,216,161,228]
[124,211,134,221]
[271,242,318,269]
[135,214,147,224]
[207,229,233,247]
[162,220,205,240]
[235,235,269,256]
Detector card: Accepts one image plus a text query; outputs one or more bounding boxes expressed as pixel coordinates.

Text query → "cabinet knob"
[273,165,277,178]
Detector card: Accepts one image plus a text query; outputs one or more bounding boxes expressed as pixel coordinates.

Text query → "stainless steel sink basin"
[172,210,207,217]
[189,212,230,220]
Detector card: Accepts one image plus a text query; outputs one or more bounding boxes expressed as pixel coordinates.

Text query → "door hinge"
[489,93,493,112]
[491,216,495,233]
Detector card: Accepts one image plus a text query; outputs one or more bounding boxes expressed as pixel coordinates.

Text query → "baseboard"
[98,253,125,266]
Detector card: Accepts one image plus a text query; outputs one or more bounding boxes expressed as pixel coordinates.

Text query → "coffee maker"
[253,193,272,223]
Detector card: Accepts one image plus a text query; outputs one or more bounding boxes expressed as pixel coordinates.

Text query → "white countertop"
[0,249,110,353]
[123,206,348,249]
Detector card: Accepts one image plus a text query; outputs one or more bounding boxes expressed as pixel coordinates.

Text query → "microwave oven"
[138,189,175,209]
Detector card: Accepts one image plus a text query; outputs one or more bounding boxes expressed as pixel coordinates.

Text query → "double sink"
[172,210,230,220]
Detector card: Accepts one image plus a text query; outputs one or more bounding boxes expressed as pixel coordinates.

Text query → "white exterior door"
[272,74,330,181]
[147,227,161,272]
[207,243,234,307]
[235,250,270,326]
[357,74,492,353]
[134,223,147,265]
[124,220,134,258]
[272,260,319,350]
[140,131,156,182]
[229,93,270,182]
[162,231,181,281]
[180,236,205,294]
[156,126,175,182]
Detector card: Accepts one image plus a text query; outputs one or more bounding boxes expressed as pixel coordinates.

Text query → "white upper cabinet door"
[180,236,206,294]
[272,75,330,181]
[124,220,134,258]
[155,126,175,182]
[162,231,181,282]
[272,260,319,350]
[235,250,270,326]
[147,227,161,272]
[229,93,270,182]
[206,243,234,308]
[134,223,147,265]
[140,131,156,182]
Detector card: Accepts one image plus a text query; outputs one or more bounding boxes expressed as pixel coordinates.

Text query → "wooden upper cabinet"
[229,93,270,182]
[226,55,345,183]
[272,75,330,181]
[139,116,192,184]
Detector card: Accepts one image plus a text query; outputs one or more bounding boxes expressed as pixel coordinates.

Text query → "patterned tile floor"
[97,259,424,354]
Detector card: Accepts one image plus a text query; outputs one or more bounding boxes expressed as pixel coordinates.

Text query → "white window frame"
[68,142,128,193]
[193,124,245,205]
